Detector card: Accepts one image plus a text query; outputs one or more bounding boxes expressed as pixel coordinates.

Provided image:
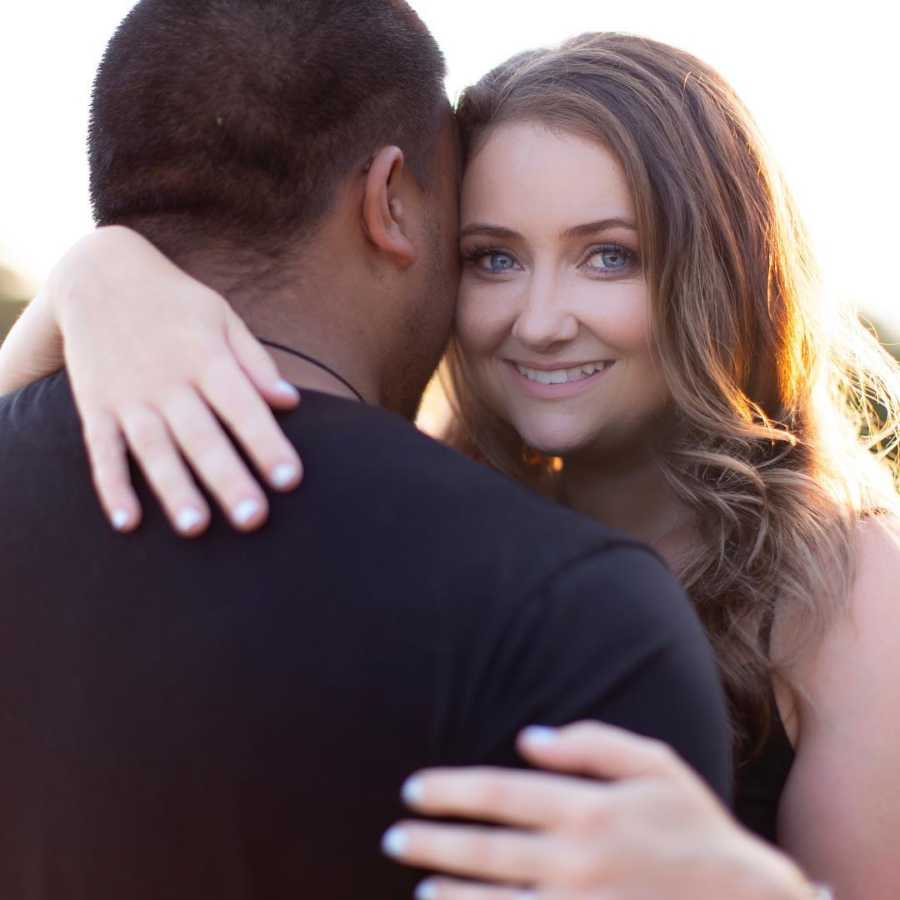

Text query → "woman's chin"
[517,419,641,464]
[517,423,597,459]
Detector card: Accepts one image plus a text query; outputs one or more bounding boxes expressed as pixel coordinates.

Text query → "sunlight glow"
[2,1,897,335]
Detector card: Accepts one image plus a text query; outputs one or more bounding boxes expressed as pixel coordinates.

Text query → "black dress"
[733,704,796,843]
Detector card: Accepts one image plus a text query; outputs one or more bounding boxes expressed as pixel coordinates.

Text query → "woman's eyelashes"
[582,244,638,276]
[462,248,522,275]
[461,243,639,278]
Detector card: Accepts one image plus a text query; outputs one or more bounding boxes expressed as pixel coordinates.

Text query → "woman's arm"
[0,227,302,535]
[0,289,65,394]
[777,516,900,899]
[384,722,819,900]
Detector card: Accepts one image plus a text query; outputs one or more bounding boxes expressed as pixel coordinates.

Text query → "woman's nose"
[511,281,579,351]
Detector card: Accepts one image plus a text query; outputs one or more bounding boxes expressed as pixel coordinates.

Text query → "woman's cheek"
[455,285,512,356]
[574,279,650,355]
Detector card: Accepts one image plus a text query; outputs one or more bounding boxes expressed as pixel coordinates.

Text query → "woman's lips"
[504,359,616,399]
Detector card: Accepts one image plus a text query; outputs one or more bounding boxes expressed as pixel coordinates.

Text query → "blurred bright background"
[2,0,898,352]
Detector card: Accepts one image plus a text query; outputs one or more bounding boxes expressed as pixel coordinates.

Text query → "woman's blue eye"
[586,246,632,271]
[477,252,517,273]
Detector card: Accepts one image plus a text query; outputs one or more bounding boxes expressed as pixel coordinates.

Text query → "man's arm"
[378,549,820,900]
[474,545,731,797]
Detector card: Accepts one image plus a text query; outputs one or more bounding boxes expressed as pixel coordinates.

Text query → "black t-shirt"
[0,373,731,899]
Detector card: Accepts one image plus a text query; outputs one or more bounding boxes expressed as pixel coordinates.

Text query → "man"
[0,1,730,897]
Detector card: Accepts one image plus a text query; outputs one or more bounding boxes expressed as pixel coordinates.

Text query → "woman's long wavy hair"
[442,33,900,757]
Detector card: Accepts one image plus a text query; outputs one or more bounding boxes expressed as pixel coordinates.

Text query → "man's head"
[89,0,460,417]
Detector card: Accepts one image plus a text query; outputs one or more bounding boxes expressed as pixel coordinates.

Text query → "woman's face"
[455,120,670,460]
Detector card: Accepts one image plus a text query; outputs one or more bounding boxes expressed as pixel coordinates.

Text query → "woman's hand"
[383,722,815,900]
[0,226,303,536]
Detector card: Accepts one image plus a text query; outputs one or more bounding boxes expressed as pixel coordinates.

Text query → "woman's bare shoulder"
[777,513,900,895]
[773,513,900,710]
[791,514,900,699]
[850,513,900,601]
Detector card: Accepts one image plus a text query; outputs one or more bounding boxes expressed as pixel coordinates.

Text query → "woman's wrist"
[729,835,825,900]
[0,288,64,394]
[46,226,138,326]
[0,227,144,395]
[769,857,830,900]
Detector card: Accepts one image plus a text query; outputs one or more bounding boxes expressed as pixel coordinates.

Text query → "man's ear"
[362,146,417,268]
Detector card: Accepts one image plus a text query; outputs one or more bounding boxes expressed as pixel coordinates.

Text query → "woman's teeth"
[515,362,611,385]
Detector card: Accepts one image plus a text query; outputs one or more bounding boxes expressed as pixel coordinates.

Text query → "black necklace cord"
[256,337,367,404]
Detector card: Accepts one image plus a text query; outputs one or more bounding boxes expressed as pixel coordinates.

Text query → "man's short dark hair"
[89,0,447,260]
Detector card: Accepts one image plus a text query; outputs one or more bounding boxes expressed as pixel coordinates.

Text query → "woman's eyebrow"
[459,219,637,241]
[563,218,637,238]
[459,223,522,241]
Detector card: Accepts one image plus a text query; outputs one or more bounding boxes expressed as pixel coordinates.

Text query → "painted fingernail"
[271,462,299,489]
[275,379,300,400]
[233,499,262,526]
[401,776,424,807]
[381,826,408,858]
[111,509,132,531]
[522,726,559,746]
[415,880,438,900]
[176,507,204,533]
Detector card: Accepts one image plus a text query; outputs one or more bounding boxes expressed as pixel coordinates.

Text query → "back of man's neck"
[178,257,379,405]
[241,296,380,405]
[260,343,364,403]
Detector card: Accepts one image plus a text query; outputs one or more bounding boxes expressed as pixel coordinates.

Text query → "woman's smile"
[504,358,616,399]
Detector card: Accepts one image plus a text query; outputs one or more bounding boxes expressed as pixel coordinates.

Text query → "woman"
[3,32,898,899]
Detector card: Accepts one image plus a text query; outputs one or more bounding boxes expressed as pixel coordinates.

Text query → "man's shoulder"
[0,378,653,586]
[285,392,601,527]
[0,370,82,450]
[281,391,654,578]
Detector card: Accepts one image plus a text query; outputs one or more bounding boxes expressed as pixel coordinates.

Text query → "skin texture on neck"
[234,234,386,408]
[181,244,386,408]
[559,449,697,567]
[260,345,366,404]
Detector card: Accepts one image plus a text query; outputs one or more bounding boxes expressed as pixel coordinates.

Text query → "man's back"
[0,373,730,898]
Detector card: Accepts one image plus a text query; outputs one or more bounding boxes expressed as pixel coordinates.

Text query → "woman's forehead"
[460,121,634,234]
